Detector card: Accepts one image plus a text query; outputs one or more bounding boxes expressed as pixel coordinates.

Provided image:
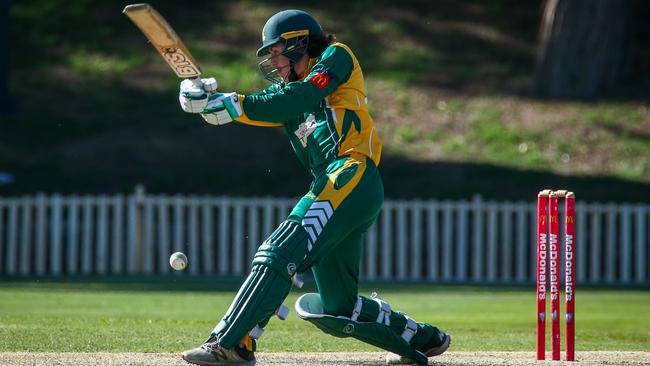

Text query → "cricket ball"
[169,252,188,271]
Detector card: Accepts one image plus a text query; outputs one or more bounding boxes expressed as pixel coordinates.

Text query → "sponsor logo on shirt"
[295,114,317,147]
[308,72,331,89]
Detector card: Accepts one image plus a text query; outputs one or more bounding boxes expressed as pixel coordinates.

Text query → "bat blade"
[123,3,201,78]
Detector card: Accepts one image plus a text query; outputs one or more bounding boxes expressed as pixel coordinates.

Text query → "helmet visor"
[257,35,309,85]
[258,57,284,85]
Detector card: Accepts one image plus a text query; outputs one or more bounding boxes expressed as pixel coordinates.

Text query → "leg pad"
[295,293,428,365]
[213,221,309,348]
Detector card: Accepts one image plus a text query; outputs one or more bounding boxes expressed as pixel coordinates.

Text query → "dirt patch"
[1,352,649,366]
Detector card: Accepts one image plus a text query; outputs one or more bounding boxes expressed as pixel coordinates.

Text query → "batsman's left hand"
[178,78,218,113]
[201,92,243,125]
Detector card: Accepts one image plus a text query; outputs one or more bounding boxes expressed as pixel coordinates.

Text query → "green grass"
[0,282,648,352]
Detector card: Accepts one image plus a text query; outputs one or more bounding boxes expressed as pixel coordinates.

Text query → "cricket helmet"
[256,9,324,59]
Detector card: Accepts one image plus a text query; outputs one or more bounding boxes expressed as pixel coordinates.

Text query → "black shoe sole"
[424,334,451,357]
[181,354,256,366]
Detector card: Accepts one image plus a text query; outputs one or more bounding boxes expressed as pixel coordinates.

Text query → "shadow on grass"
[2,276,647,292]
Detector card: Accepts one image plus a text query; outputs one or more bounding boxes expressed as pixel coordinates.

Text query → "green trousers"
[212,154,383,346]
[291,153,384,316]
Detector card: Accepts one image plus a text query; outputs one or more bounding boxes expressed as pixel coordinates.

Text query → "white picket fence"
[0,190,649,285]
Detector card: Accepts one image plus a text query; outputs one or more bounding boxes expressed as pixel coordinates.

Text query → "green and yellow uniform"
[210,41,442,365]
[177,9,450,366]
[236,41,383,315]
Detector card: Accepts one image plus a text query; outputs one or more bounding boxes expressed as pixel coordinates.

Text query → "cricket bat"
[123,3,202,80]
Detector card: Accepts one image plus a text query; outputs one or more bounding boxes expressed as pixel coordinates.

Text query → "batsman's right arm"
[241,44,353,122]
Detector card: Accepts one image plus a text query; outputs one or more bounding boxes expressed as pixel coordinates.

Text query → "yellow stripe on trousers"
[316,155,367,210]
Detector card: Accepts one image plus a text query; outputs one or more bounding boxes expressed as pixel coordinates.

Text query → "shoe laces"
[200,336,222,353]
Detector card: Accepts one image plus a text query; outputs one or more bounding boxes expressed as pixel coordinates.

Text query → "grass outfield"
[0,281,648,353]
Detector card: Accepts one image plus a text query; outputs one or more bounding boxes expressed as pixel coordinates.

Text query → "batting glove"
[178,78,218,113]
[201,92,242,125]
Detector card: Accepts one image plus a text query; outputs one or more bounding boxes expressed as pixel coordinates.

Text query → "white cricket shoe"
[182,336,256,366]
[386,331,451,365]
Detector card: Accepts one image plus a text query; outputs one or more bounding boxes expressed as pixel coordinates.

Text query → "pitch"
[2,351,649,365]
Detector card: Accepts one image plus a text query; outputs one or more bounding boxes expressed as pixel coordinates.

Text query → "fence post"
[381,200,393,280]
[396,201,408,281]
[472,195,483,282]
[96,195,108,275]
[589,204,602,284]
[456,200,469,282]
[576,202,587,284]
[35,193,47,276]
[501,202,513,283]
[202,198,214,274]
[50,194,63,276]
[515,202,527,283]
[67,196,79,275]
[127,185,146,274]
[427,200,439,282]
[81,196,93,274]
[486,201,498,283]
[636,205,647,284]
[442,201,453,281]
[111,195,124,274]
[620,205,632,284]
[19,195,33,276]
[188,197,199,275]
[233,199,244,276]
[6,198,18,275]
[409,200,423,281]
[157,194,170,274]
[142,196,154,274]
[605,203,616,283]
[218,196,230,275]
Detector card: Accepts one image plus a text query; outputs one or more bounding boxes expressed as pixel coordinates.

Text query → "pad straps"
[369,293,418,343]
[336,293,419,344]
[401,315,418,343]
[249,325,264,340]
[247,304,290,340]
[371,292,391,326]
[351,297,363,321]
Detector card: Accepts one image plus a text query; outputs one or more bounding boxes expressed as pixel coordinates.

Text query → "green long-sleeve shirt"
[235,42,382,176]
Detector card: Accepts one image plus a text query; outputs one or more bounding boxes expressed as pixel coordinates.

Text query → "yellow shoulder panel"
[329,42,359,67]
[324,43,368,111]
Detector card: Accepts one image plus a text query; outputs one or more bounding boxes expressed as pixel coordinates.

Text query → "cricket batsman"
[178,9,450,366]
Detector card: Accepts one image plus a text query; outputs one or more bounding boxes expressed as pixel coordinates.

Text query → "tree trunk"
[534,0,632,99]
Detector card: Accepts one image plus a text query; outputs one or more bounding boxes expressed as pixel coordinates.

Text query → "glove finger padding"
[201,77,218,93]
[179,79,208,113]
[201,110,234,125]
[201,92,242,125]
